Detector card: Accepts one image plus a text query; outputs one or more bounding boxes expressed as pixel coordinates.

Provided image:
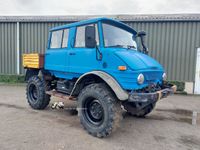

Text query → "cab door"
[45,29,70,72]
[68,24,101,74]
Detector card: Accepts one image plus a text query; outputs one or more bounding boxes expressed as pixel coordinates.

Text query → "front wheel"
[77,83,122,138]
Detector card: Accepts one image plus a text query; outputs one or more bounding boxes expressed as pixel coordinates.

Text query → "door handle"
[69,52,76,55]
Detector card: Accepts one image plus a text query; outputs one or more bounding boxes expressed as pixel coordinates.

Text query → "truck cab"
[23,17,176,138]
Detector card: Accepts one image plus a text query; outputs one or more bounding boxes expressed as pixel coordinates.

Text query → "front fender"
[70,71,129,101]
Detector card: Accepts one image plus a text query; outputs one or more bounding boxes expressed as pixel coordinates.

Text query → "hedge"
[168,81,185,92]
[0,74,25,83]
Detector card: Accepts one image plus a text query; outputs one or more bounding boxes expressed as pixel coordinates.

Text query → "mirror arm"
[96,45,102,61]
[140,37,148,54]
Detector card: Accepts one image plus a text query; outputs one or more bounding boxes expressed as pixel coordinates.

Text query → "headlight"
[162,73,167,81]
[137,74,144,84]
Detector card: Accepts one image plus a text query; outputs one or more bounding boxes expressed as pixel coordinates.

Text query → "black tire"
[77,83,122,138]
[26,75,51,110]
[128,103,156,118]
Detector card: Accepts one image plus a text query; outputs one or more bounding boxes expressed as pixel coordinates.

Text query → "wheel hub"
[84,99,104,125]
[89,100,103,120]
[29,84,38,101]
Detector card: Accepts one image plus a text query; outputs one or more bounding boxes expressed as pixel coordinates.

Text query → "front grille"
[135,83,162,93]
[144,72,162,81]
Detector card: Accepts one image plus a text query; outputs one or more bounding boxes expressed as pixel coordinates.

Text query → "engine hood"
[114,50,163,71]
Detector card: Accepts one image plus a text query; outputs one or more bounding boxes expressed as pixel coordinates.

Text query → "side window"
[95,24,99,45]
[75,24,99,47]
[62,29,69,48]
[50,30,63,48]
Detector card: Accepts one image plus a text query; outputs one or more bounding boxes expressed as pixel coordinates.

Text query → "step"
[46,90,76,101]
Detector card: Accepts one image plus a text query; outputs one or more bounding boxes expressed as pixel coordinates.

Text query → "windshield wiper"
[127,45,136,49]
[108,45,125,48]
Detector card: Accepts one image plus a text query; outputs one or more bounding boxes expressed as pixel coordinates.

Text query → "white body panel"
[194,48,200,94]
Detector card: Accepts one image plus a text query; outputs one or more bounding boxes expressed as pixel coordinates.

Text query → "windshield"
[102,23,137,49]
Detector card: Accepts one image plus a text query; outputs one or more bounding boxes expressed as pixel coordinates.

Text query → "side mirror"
[137,31,146,37]
[85,26,96,48]
[137,31,148,54]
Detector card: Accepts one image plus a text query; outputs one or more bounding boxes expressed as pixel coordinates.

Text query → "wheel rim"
[84,98,104,126]
[29,84,38,102]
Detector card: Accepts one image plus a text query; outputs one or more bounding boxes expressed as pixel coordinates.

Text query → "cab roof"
[50,17,137,34]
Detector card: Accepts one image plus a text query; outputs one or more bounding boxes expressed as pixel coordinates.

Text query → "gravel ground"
[0,85,200,150]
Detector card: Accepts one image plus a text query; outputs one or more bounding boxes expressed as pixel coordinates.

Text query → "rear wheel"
[78,83,122,138]
[26,75,50,109]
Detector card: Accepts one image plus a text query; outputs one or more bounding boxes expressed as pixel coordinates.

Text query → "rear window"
[62,29,69,48]
[50,30,63,48]
[50,29,69,49]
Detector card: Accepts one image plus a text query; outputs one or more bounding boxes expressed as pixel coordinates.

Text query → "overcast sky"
[0,0,199,15]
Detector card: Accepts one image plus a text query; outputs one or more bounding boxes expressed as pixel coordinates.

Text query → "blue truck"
[23,17,176,138]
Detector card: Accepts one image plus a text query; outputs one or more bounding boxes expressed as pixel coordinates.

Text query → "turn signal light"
[118,66,127,71]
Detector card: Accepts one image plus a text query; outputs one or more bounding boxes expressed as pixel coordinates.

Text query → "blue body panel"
[45,18,164,90]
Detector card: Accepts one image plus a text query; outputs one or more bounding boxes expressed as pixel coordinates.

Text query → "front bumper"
[122,84,176,115]
[128,84,177,103]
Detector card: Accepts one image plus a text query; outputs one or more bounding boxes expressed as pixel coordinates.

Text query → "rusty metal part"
[172,85,177,93]
[46,90,76,101]
[128,84,177,102]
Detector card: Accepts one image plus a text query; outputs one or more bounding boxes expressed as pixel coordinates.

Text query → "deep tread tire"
[78,83,122,138]
[26,75,50,110]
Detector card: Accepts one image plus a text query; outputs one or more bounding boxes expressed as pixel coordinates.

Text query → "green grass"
[0,74,25,83]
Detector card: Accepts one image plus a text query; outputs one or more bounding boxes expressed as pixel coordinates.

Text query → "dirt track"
[0,85,200,150]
